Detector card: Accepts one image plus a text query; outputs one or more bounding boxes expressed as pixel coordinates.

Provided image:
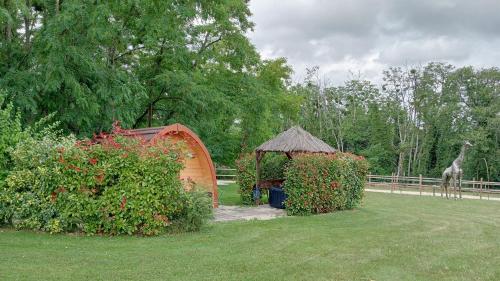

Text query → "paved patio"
[214,205,287,222]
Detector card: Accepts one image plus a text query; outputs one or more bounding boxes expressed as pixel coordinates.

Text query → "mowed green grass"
[217,183,242,205]
[218,183,268,205]
[1,192,500,281]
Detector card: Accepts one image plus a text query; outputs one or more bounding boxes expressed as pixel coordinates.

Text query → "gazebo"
[255,126,336,187]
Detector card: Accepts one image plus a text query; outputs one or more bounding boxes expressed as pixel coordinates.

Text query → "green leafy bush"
[235,153,289,205]
[168,189,214,233]
[0,134,212,235]
[0,95,60,182]
[284,153,368,216]
[235,154,255,205]
[0,101,23,181]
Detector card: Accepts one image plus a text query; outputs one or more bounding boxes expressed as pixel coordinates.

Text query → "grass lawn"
[1,192,500,281]
[217,183,269,205]
[217,183,242,205]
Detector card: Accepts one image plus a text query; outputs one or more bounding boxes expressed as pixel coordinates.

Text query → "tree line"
[294,65,499,181]
[1,1,498,180]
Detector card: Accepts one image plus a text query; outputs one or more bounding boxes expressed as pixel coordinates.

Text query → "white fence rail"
[216,168,237,181]
[367,174,500,199]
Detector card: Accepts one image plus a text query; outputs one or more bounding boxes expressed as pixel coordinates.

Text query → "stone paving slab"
[214,205,287,222]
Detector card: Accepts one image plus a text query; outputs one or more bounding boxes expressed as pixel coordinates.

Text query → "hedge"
[235,153,289,205]
[283,153,368,216]
[0,134,212,235]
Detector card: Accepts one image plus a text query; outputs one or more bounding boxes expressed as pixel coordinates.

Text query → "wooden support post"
[368,175,371,187]
[480,178,483,200]
[433,185,436,197]
[472,177,475,197]
[390,173,391,193]
[398,175,402,194]
[439,177,442,198]
[255,153,260,189]
[255,151,265,205]
[391,173,394,193]
[394,174,396,193]
[419,174,422,196]
[487,182,490,200]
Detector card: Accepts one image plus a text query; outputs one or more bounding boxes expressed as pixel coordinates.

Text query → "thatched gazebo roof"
[254,126,336,189]
[256,126,336,154]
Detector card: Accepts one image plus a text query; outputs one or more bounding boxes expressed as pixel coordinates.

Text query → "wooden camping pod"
[126,124,218,208]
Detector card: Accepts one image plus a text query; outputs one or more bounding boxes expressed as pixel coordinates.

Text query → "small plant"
[168,188,213,233]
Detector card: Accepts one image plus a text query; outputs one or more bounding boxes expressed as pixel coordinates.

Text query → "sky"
[247,0,500,85]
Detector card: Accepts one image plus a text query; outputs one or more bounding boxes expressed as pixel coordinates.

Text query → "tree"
[0,0,296,165]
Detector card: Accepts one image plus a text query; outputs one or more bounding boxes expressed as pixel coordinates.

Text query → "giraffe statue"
[441,141,473,199]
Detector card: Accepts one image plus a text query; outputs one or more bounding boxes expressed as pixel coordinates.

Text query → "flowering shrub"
[283,153,368,216]
[235,153,289,205]
[0,133,212,235]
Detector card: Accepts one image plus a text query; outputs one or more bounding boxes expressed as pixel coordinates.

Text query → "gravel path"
[214,205,286,222]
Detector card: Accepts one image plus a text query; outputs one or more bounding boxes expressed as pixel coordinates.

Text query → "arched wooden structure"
[126,124,218,208]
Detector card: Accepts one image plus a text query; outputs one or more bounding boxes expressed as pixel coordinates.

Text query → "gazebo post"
[255,151,265,188]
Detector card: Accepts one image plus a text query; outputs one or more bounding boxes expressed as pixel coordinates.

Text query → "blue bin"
[269,187,287,209]
[252,186,261,202]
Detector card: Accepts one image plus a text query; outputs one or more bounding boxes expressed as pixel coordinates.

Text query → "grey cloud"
[382,0,500,37]
[378,36,473,65]
[248,0,500,84]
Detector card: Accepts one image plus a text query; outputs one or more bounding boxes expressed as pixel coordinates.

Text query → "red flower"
[69,164,81,172]
[120,196,127,210]
[95,173,104,184]
[89,158,98,165]
[50,192,57,203]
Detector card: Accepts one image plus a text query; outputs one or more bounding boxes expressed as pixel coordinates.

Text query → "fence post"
[472,177,475,197]
[368,175,371,187]
[439,177,441,197]
[480,178,483,200]
[419,174,422,196]
[487,181,490,200]
[398,175,401,194]
[391,173,394,194]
